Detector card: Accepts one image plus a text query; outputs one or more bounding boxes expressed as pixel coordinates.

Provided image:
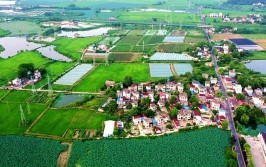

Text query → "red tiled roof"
[173,118,180,127]
[133,115,141,119]
[194,111,201,116]
[219,116,226,120]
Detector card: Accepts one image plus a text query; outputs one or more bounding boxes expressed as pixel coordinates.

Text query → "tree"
[145,109,156,118]
[107,100,117,115]
[123,76,133,88]
[17,63,35,79]
[236,93,245,100]
[213,110,218,116]
[227,92,233,97]
[166,124,173,129]
[126,103,132,110]
[222,120,228,130]
[240,114,249,125]
[175,103,182,110]
[129,107,139,116]
[169,108,178,119]
[190,95,199,108]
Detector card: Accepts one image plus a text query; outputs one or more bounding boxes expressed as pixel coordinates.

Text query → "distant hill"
[227,0,266,5]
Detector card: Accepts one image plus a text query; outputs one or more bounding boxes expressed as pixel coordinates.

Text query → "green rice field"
[74,63,150,92]
[30,108,114,136]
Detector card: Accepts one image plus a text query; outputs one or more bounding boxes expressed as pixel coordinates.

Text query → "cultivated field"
[109,52,141,62]
[111,35,143,52]
[210,33,243,41]
[68,128,230,167]
[156,43,189,53]
[74,63,150,92]
[140,36,164,45]
[1,135,67,167]
[119,12,201,24]
[0,101,47,134]
[30,108,114,136]
[52,37,101,60]
[254,40,266,50]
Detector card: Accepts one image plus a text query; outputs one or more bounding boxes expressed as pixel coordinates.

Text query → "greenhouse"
[54,64,94,85]
[149,64,173,77]
[150,52,193,61]
[173,64,193,75]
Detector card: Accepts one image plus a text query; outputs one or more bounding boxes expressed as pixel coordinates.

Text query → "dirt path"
[170,64,178,76]
[58,142,72,167]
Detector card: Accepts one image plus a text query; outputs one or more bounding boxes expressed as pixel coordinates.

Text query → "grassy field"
[2,91,31,103]
[0,28,11,37]
[0,102,47,134]
[52,37,102,60]
[156,43,190,53]
[30,108,114,136]
[74,63,150,92]
[109,52,141,62]
[0,45,4,52]
[0,51,51,85]
[68,128,230,167]
[241,34,266,40]
[119,12,201,24]
[248,52,266,60]
[0,21,47,36]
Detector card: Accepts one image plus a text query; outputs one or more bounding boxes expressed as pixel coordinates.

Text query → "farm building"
[229,38,264,51]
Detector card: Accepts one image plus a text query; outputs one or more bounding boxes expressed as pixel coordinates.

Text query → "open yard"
[68,128,230,167]
[74,63,150,92]
[30,108,114,136]
[52,37,102,60]
[0,102,47,134]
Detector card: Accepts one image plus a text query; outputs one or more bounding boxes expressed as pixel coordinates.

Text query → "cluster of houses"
[103,77,231,137]
[197,46,212,59]
[223,14,263,24]
[221,69,266,111]
[8,70,42,89]
[214,44,230,54]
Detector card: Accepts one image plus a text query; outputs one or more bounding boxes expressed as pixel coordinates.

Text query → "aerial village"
[102,66,266,138]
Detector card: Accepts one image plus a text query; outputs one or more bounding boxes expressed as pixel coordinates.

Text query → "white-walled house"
[252,96,264,107]
[211,100,221,110]
[233,84,242,94]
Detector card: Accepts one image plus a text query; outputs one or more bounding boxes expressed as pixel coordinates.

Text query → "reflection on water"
[37,45,71,62]
[0,37,42,58]
[245,60,266,74]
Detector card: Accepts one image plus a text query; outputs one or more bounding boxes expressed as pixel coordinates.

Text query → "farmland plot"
[68,128,230,167]
[0,135,67,167]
